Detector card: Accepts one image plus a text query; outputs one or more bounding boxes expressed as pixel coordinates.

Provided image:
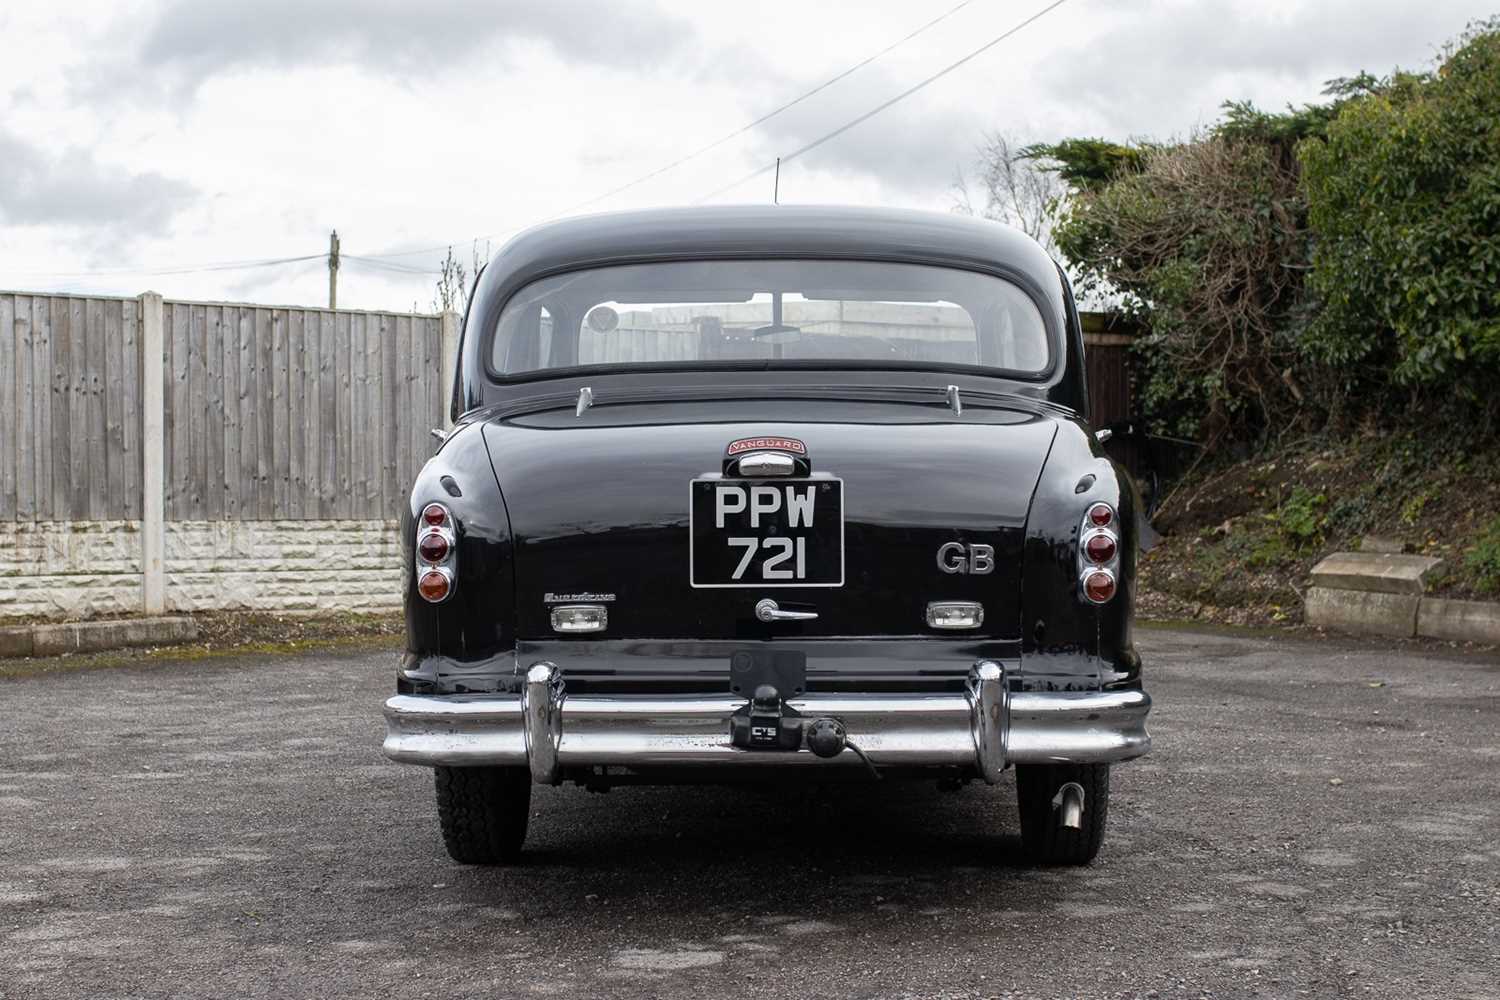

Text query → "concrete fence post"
[440,310,460,429]
[139,291,166,615]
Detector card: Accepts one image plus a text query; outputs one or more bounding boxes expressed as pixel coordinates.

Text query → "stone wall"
[1,520,402,621]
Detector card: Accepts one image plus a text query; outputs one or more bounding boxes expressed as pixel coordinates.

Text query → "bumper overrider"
[382,661,1151,783]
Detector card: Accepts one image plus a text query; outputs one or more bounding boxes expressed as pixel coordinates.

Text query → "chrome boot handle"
[755,598,817,622]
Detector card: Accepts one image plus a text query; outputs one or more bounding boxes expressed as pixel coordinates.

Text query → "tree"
[433,240,490,314]
[952,131,1064,253]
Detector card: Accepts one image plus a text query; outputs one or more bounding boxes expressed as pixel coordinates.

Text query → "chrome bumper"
[381,661,1151,783]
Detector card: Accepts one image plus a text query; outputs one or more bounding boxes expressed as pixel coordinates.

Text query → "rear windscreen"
[488,259,1049,377]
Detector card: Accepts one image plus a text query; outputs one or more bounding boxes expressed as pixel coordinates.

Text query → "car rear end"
[380,209,1151,865]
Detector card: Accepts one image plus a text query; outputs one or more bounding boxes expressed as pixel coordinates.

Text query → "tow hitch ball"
[728,683,847,757]
[727,686,881,778]
[729,684,805,752]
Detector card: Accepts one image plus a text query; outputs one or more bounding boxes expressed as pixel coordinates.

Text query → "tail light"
[417,569,452,602]
[1082,569,1117,603]
[415,502,457,603]
[1084,532,1117,564]
[1078,502,1121,604]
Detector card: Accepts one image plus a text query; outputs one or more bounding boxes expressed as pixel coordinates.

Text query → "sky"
[0,0,1483,313]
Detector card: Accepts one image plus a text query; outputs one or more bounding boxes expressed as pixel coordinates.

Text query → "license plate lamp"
[926,601,985,630]
[550,604,608,634]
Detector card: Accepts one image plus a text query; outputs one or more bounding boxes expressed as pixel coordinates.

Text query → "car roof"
[481,204,1063,296]
[455,205,1087,418]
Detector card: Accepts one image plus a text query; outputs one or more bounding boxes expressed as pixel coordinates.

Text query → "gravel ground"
[2,627,1497,999]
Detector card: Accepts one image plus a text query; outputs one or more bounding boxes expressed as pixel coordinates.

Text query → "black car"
[383,205,1152,866]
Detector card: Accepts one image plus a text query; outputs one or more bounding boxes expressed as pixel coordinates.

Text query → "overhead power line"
[3,0,1056,284]
[4,253,327,280]
[696,0,1073,204]
[354,0,989,261]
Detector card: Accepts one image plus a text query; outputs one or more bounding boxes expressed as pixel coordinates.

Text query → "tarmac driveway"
[1,628,1497,999]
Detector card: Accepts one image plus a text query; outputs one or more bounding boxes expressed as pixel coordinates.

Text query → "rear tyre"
[433,766,532,864]
[1015,762,1110,865]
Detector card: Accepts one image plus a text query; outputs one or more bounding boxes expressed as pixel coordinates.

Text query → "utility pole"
[328,229,340,309]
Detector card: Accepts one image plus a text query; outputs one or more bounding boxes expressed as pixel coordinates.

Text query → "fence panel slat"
[364,314,383,517]
[255,308,273,519]
[335,311,352,519]
[380,314,397,515]
[236,308,256,522]
[287,310,306,520]
[66,299,88,519]
[205,305,224,520]
[395,315,412,509]
[0,296,15,520]
[14,297,35,520]
[104,300,124,520]
[33,298,54,520]
[168,303,190,519]
[188,305,208,519]
[220,305,239,521]
[319,312,337,517]
[83,299,105,519]
[271,309,289,518]
[349,314,366,519]
[49,299,69,519]
[121,299,140,519]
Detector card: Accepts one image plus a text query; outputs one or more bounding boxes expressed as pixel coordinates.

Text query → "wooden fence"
[0,291,454,524]
[3,293,1141,526]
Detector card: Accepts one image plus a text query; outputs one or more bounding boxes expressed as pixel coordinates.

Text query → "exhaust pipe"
[1053,781,1085,830]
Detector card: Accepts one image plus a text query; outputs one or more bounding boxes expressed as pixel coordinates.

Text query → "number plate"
[689,478,844,588]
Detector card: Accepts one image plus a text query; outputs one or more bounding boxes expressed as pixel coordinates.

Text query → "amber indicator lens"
[422,503,448,527]
[1084,533,1117,564]
[1083,570,1116,603]
[418,532,449,564]
[1087,503,1114,527]
[417,570,451,602]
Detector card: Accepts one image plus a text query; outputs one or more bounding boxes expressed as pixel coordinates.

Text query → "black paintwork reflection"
[481,397,1054,640]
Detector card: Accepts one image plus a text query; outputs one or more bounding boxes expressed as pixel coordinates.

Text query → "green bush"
[1466,516,1500,594]
[1043,137,1310,440]
[1298,20,1500,403]
[1275,485,1327,546]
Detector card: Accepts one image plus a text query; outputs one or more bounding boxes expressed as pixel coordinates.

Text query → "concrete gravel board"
[1418,596,1500,643]
[1304,585,1418,637]
[1309,551,1442,595]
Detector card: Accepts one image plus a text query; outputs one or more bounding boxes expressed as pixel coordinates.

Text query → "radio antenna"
[773,157,781,204]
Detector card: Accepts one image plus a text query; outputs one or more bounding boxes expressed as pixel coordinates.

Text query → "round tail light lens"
[422,503,448,527]
[417,532,450,564]
[1087,503,1114,527]
[417,569,451,603]
[1084,532,1118,564]
[1083,569,1117,604]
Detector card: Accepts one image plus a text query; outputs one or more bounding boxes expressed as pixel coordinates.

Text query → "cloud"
[88,0,699,99]
[741,65,987,200]
[0,128,196,237]
[1036,0,1478,138]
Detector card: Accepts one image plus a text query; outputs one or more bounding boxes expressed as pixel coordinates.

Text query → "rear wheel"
[433,766,531,864]
[1015,762,1110,865]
